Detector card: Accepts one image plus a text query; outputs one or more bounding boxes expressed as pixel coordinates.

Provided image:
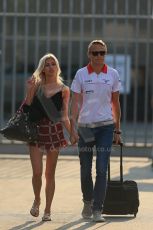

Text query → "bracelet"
[114,130,122,134]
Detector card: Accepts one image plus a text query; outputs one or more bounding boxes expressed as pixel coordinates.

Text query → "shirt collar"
[87,63,107,74]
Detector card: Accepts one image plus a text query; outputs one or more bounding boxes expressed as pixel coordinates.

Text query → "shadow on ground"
[55,216,134,230]
[8,220,45,230]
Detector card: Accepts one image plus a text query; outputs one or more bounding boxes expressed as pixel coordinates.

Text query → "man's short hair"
[88,40,107,53]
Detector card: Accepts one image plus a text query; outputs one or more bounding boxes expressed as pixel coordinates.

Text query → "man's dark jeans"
[78,124,114,212]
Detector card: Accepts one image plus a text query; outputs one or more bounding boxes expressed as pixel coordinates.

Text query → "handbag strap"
[36,87,62,122]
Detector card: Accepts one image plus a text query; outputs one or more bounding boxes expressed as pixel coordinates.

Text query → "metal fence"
[0,0,153,147]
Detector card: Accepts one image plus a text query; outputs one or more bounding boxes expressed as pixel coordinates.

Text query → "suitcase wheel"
[134,213,137,217]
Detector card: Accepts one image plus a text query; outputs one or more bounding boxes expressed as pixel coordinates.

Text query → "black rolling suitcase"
[103,143,139,217]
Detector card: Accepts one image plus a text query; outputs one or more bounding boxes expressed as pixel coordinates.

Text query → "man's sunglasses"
[91,51,106,56]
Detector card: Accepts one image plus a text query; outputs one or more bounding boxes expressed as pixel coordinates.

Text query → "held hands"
[70,130,79,145]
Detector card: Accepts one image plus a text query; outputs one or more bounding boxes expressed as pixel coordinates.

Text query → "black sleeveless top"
[23,90,63,122]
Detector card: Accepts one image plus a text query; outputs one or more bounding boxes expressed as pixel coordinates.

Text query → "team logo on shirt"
[103,79,110,84]
[85,90,94,94]
[85,80,92,83]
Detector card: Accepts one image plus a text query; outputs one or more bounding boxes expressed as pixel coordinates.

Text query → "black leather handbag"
[0,110,39,143]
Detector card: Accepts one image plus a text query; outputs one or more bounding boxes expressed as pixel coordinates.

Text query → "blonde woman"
[22,53,71,221]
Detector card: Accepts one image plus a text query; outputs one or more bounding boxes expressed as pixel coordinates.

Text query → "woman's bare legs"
[44,149,59,214]
[29,145,43,205]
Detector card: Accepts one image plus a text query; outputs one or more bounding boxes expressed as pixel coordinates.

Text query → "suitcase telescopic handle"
[108,142,123,183]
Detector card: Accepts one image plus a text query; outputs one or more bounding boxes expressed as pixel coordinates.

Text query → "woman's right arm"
[25,76,38,105]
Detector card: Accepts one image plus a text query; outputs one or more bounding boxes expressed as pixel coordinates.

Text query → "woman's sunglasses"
[91,51,106,56]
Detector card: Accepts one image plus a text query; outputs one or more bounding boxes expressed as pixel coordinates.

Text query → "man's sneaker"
[93,211,105,222]
[81,200,93,219]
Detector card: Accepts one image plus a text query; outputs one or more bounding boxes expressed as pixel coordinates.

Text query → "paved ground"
[0,153,153,230]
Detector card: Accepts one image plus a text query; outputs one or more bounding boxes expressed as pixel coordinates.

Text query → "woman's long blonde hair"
[33,53,63,84]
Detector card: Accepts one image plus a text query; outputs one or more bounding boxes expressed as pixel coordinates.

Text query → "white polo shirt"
[71,63,121,125]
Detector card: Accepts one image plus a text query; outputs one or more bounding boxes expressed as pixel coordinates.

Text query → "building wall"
[0,0,153,145]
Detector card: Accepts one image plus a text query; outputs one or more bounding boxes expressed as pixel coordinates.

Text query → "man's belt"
[78,120,114,128]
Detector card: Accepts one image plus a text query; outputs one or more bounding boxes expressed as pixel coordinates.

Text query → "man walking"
[70,40,121,222]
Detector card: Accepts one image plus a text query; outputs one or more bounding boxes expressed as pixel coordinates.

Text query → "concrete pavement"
[0,153,153,230]
[0,141,152,157]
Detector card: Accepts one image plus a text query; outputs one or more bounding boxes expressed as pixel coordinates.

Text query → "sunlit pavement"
[0,154,153,230]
